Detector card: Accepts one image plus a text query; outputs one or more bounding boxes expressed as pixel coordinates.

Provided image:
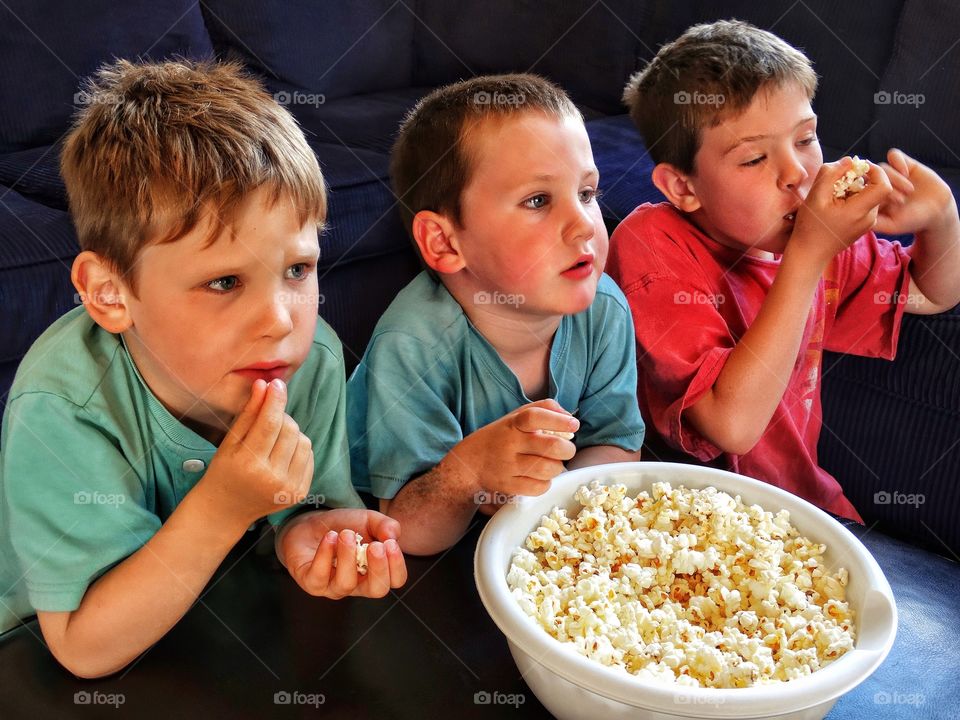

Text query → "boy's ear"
[411,210,466,274]
[70,251,134,334]
[652,162,702,213]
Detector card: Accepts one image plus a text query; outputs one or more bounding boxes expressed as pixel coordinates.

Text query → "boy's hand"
[791,157,893,265]
[198,378,314,527]
[278,509,407,599]
[875,148,958,237]
[453,398,578,500]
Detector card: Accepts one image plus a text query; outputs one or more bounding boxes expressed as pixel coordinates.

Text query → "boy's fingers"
[330,530,359,595]
[385,539,407,588]
[512,407,580,434]
[268,415,302,469]
[287,439,314,499]
[520,398,570,414]
[887,147,912,176]
[367,513,401,542]
[509,476,552,496]
[517,455,566,481]
[879,163,915,196]
[360,544,391,598]
[246,379,288,452]
[302,530,338,592]
[521,432,576,461]
[224,379,268,444]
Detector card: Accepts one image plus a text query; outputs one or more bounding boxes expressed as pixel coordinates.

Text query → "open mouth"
[562,254,595,279]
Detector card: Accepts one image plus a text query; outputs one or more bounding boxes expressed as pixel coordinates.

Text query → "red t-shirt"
[607,203,912,521]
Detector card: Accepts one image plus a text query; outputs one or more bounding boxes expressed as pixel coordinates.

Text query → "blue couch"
[1,0,958,656]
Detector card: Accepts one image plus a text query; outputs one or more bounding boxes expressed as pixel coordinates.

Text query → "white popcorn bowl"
[474,462,897,720]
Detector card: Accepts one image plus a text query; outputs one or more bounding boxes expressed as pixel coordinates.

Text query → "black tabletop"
[0,518,957,719]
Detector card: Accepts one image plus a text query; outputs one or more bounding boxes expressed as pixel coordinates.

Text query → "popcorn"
[507,480,855,688]
[833,156,870,198]
[331,533,369,575]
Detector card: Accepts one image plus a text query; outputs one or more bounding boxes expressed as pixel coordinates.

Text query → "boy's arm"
[875,149,960,315]
[686,160,893,455]
[39,379,312,678]
[566,445,640,470]
[381,400,578,556]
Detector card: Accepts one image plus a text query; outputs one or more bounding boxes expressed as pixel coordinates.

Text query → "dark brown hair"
[623,20,818,173]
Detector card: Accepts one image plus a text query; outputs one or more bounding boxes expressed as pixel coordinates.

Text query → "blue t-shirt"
[347,272,646,499]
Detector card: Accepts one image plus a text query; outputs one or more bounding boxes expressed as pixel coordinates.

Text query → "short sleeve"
[348,333,463,499]
[824,233,912,359]
[617,271,735,462]
[269,340,362,527]
[574,285,646,452]
[1,394,161,613]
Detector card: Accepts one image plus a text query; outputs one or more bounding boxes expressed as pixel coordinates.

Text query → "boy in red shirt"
[607,20,960,519]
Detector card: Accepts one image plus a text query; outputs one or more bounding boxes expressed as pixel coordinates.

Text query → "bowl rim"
[474,462,898,717]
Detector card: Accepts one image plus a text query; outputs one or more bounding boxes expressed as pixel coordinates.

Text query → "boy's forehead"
[702,83,815,154]
[463,110,588,170]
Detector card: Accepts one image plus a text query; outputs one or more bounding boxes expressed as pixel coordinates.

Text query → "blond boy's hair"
[61,59,325,292]
[391,73,580,271]
[623,20,818,173]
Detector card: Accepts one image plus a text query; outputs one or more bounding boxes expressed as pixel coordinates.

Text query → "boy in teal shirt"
[348,74,646,555]
[0,60,406,676]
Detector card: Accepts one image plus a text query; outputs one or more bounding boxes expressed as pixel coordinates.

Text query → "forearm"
[39,487,250,678]
[567,444,640,470]
[382,455,481,556]
[908,204,960,313]
[687,247,826,454]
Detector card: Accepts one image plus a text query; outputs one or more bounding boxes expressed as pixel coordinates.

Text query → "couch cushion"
[200,0,414,102]
[586,114,664,228]
[870,0,960,172]
[0,186,78,365]
[636,0,904,156]
[0,0,214,154]
[0,145,67,210]
[413,0,654,116]
[820,308,960,554]
[284,87,431,155]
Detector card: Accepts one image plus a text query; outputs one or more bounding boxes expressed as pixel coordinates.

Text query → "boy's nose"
[563,199,596,244]
[257,293,294,337]
[778,155,809,192]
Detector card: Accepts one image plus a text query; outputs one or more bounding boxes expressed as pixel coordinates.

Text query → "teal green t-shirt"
[347,272,646,499]
[0,307,361,633]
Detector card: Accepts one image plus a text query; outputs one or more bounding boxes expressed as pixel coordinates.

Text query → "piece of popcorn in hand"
[540,429,574,440]
[833,156,870,198]
[331,533,370,575]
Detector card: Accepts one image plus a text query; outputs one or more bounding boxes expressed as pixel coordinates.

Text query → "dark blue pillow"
[870,0,960,171]
[0,0,214,154]
[412,0,654,115]
[200,0,414,101]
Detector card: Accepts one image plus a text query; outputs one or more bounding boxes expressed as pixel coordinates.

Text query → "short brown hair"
[391,73,580,261]
[623,20,818,173]
[61,59,325,291]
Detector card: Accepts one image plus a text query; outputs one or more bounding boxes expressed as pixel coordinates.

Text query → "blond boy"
[0,60,406,676]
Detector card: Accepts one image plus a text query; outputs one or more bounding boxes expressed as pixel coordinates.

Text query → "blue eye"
[207,276,239,292]
[524,194,549,209]
[285,263,312,280]
[580,188,601,204]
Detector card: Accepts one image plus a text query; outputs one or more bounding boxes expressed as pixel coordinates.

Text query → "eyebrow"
[722,116,817,157]
[529,168,600,182]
